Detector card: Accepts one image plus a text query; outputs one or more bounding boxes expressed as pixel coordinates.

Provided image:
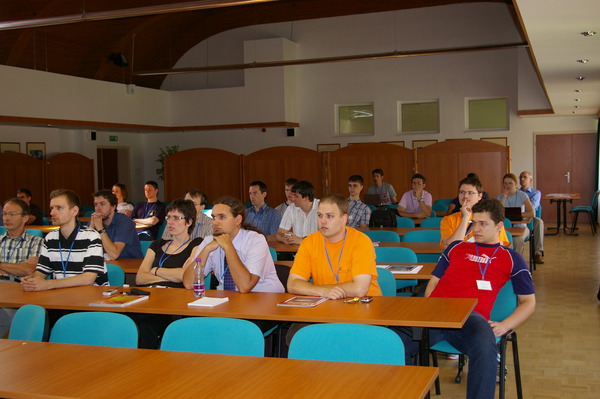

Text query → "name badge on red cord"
[476,280,492,291]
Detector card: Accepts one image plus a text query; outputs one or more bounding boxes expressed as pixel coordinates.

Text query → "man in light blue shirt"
[519,171,544,264]
[246,181,281,236]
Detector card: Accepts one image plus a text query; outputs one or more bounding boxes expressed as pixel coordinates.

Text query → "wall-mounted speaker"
[286,128,295,137]
[90,131,97,141]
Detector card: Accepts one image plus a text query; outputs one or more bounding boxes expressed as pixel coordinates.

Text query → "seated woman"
[112,183,134,218]
[497,173,534,254]
[136,198,203,288]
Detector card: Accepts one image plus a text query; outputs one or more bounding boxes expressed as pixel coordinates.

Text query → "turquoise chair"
[79,205,94,215]
[396,217,415,227]
[377,268,397,296]
[83,210,94,217]
[429,281,522,399]
[50,312,138,348]
[289,323,405,365]
[8,304,48,342]
[25,228,44,238]
[504,218,513,228]
[403,230,442,263]
[161,317,264,357]
[367,204,377,212]
[432,198,452,213]
[42,216,50,225]
[569,190,599,235]
[375,247,418,296]
[107,264,125,286]
[420,217,442,228]
[269,247,277,261]
[0,226,6,235]
[156,220,167,239]
[363,230,400,243]
[140,240,152,255]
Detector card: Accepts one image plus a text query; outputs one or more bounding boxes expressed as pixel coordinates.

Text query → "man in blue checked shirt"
[246,181,281,235]
[347,175,371,228]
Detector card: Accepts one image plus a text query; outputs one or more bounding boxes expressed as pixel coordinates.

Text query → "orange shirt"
[440,212,510,249]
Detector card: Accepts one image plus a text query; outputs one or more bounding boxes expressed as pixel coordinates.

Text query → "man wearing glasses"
[397,173,433,219]
[440,176,510,249]
[162,189,213,240]
[0,198,44,336]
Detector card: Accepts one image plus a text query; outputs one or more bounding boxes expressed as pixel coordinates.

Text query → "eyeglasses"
[3,212,24,218]
[458,190,478,196]
[165,215,185,221]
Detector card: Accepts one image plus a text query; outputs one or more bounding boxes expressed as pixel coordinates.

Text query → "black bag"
[369,209,397,227]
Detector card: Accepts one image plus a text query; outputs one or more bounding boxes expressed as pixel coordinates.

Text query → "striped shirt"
[347,198,371,228]
[0,231,43,280]
[37,224,108,286]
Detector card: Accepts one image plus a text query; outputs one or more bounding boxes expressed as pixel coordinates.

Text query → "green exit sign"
[109,136,118,142]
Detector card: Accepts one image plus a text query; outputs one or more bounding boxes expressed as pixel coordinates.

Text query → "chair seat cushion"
[570,206,592,213]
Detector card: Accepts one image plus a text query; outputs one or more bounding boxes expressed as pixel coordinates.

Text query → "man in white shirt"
[276,181,320,244]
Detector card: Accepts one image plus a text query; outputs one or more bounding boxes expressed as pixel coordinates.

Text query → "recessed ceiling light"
[572,111,577,114]
[581,31,597,37]
[574,89,583,92]
[577,59,589,64]
[574,98,581,101]
[575,76,585,80]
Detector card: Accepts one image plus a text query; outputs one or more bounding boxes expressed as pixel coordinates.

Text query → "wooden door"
[535,133,597,226]
[97,148,119,190]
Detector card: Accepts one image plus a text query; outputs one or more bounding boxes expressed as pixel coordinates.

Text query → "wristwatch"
[97,229,106,235]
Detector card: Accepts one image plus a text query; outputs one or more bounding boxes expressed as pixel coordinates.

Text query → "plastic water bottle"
[193,257,205,298]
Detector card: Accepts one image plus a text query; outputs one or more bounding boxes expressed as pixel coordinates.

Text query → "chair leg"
[455,354,466,383]
[570,212,579,234]
[586,211,596,235]
[430,351,441,395]
[511,332,523,399]
[499,339,507,399]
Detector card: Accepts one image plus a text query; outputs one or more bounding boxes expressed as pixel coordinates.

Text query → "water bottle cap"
[195,257,202,262]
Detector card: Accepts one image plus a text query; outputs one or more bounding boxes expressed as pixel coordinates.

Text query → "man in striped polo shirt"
[21,189,108,291]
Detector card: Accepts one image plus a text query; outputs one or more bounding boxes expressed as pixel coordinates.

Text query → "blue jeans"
[396,312,498,399]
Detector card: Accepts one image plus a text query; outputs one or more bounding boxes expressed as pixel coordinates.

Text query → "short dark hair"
[291,180,315,201]
[320,194,349,215]
[458,176,483,193]
[166,199,197,235]
[348,175,364,185]
[112,183,128,201]
[50,189,80,209]
[372,168,384,176]
[249,181,268,193]
[412,173,426,183]
[4,198,31,216]
[472,199,505,225]
[17,188,32,197]
[284,178,298,187]
[213,196,264,234]
[186,189,208,207]
[93,190,118,207]
[145,180,159,190]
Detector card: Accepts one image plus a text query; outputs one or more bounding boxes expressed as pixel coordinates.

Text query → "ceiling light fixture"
[575,76,585,80]
[577,59,589,64]
[574,105,580,108]
[574,98,581,101]
[574,89,582,92]
[581,31,597,37]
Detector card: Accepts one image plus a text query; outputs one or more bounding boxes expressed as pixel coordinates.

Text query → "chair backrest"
[8,304,48,341]
[0,226,6,235]
[25,228,44,237]
[50,312,138,348]
[396,217,415,227]
[160,317,264,356]
[505,231,513,243]
[403,229,441,242]
[419,217,442,228]
[269,246,277,261]
[275,263,290,292]
[591,190,600,207]
[140,240,152,255]
[432,198,452,212]
[490,280,518,322]
[503,218,513,228]
[288,323,405,365]
[106,264,125,286]
[375,246,418,263]
[363,230,400,243]
[377,268,397,296]
[156,221,167,239]
[535,205,542,219]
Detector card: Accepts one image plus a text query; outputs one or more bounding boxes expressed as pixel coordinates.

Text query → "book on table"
[277,296,328,307]
[188,297,230,307]
[89,295,149,307]
[377,264,422,274]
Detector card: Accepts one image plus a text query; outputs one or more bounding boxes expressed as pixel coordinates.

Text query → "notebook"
[505,207,524,222]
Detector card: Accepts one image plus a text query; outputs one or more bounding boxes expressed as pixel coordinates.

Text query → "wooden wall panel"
[45,153,95,207]
[243,146,322,206]
[0,153,45,209]
[164,148,242,204]
[327,143,414,199]
[416,139,508,201]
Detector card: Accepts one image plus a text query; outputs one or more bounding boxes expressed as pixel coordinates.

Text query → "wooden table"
[110,258,143,274]
[360,226,525,237]
[275,261,436,280]
[0,283,475,329]
[268,237,442,254]
[27,222,149,236]
[543,193,580,235]
[0,340,438,399]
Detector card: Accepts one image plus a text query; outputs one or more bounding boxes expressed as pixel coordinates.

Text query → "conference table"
[0,340,438,399]
[543,193,580,235]
[268,237,442,254]
[27,221,149,235]
[275,261,436,280]
[361,226,526,237]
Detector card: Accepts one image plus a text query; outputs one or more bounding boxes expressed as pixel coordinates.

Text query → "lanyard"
[324,229,347,283]
[144,202,157,218]
[58,225,80,277]
[158,238,191,268]
[2,236,25,263]
[475,244,501,280]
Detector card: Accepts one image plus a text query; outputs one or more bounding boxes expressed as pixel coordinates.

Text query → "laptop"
[364,194,384,206]
[504,207,524,222]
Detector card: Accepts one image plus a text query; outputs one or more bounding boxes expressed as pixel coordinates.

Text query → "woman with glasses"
[135,198,203,288]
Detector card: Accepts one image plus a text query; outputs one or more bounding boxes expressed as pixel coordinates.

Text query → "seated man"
[275,178,298,217]
[276,180,320,244]
[132,180,167,241]
[183,196,284,293]
[246,181,281,235]
[16,188,44,225]
[0,198,44,336]
[397,173,433,219]
[163,189,213,240]
[395,199,535,399]
[446,173,489,215]
[90,190,143,260]
[519,171,545,264]
[288,193,382,299]
[21,189,108,291]
[441,176,510,249]
[366,168,397,205]
[347,175,371,228]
